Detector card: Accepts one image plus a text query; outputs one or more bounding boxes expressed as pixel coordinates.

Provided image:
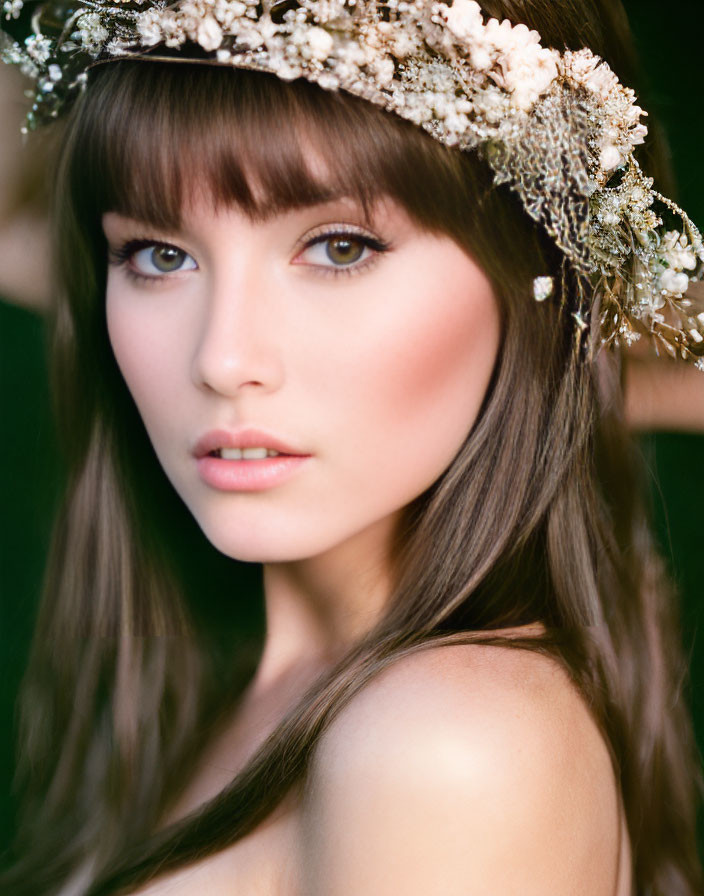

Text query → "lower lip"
[196,454,312,491]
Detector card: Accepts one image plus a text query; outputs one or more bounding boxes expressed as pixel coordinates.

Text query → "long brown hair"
[2,1,701,894]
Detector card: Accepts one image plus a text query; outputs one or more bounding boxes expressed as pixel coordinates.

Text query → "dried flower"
[660,231,698,272]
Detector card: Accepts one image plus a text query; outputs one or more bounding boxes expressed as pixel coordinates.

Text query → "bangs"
[67,58,490,236]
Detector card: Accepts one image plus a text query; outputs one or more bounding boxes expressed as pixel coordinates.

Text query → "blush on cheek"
[381,275,500,447]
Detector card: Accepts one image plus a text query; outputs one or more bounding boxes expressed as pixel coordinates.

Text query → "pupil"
[326,237,363,265]
[152,246,184,272]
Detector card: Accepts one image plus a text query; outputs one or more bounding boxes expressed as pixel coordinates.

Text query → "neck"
[250,514,399,697]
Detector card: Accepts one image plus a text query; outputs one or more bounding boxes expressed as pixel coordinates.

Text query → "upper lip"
[193,427,310,458]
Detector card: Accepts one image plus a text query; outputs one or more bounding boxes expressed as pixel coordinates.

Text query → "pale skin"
[103,191,502,688]
[100,180,631,895]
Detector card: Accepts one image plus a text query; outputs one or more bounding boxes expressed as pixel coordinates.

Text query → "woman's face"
[103,189,500,564]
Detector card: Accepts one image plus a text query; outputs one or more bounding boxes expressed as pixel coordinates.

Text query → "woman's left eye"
[297,229,390,275]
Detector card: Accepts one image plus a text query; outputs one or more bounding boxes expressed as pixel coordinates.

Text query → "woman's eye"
[297,230,389,274]
[131,244,197,276]
[305,235,367,266]
[109,239,198,280]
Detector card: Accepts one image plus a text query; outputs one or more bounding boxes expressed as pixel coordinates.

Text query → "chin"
[193,516,333,564]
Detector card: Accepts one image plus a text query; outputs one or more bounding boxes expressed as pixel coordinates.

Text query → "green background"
[1,0,703,860]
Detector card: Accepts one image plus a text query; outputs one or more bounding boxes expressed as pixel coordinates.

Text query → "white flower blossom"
[386,29,422,59]
[533,276,554,301]
[561,49,598,80]
[234,23,266,49]
[213,0,245,27]
[316,71,339,90]
[76,12,111,50]
[197,14,223,50]
[660,231,698,271]
[468,44,493,72]
[372,55,395,86]
[306,26,334,61]
[500,43,559,110]
[484,17,526,53]
[438,0,483,42]
[599,143,625,173]
[136,10,164,46]
[471,84,507,123]
[568,52,619,101]
[24,34,53,64]
[216,0,245,16]
[3,0,23,20]
[628,122,648,147]
[659,269,690,295]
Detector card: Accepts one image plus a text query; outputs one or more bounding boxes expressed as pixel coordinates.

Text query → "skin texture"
[301,642,627,896]
[103,192,501,681]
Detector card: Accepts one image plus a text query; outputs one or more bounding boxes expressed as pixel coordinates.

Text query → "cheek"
[382,284,499,430]
[325,254,500,499]
[378,287,498,480]
[105,287,186,432]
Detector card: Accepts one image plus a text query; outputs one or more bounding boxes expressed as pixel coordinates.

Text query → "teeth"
[218,447,281,460]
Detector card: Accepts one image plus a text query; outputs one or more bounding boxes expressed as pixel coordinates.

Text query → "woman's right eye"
[109,240,198,280]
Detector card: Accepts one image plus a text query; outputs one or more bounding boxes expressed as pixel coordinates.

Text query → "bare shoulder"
[311,639,615,792]
[301,639,624,895]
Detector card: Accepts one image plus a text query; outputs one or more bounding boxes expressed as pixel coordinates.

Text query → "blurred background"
[1,0,703,858]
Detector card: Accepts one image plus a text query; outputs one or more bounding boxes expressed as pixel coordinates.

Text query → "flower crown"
[3,0,704,366]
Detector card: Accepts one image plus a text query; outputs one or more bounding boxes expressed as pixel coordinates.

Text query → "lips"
[193,427,309,459]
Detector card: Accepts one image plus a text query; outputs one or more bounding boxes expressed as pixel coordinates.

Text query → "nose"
[191,270,285,397]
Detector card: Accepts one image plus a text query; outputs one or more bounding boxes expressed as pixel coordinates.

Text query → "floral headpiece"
[3,0,704,365]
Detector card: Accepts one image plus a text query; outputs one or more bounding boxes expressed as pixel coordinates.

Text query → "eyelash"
[296,226,391,280]
[108,239,189,286]
[107,226,391,285]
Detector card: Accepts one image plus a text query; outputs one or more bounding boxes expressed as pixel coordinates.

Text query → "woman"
[1,0,702,894]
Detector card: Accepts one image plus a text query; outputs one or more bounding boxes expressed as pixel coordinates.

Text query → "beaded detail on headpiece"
[3,0,704,365]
